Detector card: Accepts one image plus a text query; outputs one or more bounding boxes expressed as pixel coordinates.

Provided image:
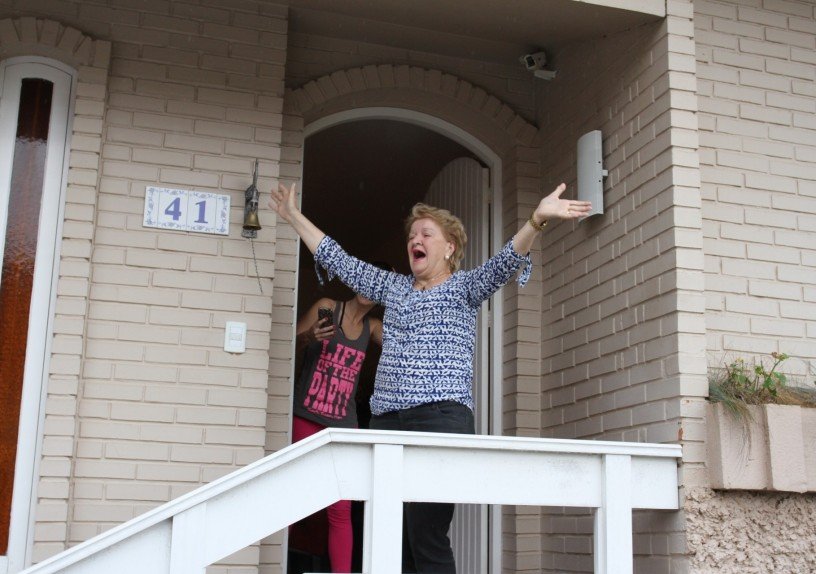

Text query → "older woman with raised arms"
[270,182,590,574]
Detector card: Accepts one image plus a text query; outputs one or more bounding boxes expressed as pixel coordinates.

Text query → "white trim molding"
[0,56,77,574]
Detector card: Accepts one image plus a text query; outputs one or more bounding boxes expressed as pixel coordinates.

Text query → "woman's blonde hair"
[405,203,467,272]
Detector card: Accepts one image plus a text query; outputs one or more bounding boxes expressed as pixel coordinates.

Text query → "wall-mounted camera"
[520,51,557,81]
[521,51,547,71]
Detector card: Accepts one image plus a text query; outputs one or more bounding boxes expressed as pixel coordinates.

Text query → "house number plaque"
[143,186,230,235]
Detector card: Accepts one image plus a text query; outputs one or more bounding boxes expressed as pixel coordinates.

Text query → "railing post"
[594,454,633,574]
[169,504,207,574]
[362,443,404,574]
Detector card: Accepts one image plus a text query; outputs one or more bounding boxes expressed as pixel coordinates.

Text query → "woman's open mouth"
[411,248,426,262]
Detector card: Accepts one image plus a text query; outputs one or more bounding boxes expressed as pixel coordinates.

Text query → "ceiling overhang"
[281,0,665,67]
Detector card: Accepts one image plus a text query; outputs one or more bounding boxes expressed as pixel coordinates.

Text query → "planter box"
[707,403,816,492]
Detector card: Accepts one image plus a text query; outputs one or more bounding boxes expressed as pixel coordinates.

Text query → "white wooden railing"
[19,429,681,574]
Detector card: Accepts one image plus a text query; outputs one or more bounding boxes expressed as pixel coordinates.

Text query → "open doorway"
[295,119,482,426]
[288,118,495,573]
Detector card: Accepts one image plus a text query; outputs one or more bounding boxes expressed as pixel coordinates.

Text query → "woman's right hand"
[268,182,298,224]
[309,317,335,343]
[268,181,327,254]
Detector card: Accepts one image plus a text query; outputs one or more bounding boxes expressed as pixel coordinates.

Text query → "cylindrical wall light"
[577,130,607,218]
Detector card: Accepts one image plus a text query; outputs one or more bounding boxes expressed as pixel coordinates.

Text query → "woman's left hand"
[534,183,592,222]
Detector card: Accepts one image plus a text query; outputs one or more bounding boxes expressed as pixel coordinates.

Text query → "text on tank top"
[295,301,371,426]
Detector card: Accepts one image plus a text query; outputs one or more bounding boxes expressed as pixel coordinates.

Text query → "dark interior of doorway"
[288,119,478,574]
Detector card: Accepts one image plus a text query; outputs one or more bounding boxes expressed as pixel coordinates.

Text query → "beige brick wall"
[0,2,291,571]
[697,0,816,379]
[526,0,704,572]
[690,1,816,572]
[536,0,705,451]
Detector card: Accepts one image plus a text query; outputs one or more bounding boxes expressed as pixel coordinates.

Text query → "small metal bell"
[242,208,261,231]
[242,159,261,238]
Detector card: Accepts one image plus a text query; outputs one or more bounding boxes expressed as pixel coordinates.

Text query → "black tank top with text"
[293,301,371,428]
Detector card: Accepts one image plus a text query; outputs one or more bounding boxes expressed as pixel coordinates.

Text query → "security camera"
[520,51,556,80]
[534,69,557,80]
[520,51,547,71]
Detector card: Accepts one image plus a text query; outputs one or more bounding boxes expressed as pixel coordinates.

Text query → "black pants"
[369,401,475,574]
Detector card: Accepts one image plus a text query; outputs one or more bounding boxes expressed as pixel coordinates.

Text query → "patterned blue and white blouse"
[314,236,531,415]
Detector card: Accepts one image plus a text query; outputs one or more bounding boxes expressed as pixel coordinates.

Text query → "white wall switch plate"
[224,321,247,353]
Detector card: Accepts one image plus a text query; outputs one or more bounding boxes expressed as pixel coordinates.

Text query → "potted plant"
[706,353,816,493]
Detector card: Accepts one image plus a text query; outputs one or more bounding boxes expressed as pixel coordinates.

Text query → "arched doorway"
[287,108,504,573]
[303,107,506,441]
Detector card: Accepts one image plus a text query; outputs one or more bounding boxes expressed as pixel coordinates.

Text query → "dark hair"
[370,260,393,272]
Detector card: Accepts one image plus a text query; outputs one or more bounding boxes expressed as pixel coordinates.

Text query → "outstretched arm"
[271,181,399,304]
[269,182,325,254]
[512,183,592,254]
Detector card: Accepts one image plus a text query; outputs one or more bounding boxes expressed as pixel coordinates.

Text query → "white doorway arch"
[303,107,504,574]
[304,106,504,435]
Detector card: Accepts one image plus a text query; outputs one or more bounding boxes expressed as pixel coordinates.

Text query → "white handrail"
[19,429,681,574]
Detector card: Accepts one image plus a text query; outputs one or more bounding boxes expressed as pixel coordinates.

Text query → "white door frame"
[303,107,505,574]
[0,56,76,574]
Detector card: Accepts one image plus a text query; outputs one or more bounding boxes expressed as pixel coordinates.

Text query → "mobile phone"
[318,307,333,326]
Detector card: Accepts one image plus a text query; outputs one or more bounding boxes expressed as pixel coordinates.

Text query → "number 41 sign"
[143,186,230,235]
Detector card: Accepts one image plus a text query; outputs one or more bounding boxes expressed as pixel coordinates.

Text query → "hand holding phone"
[318,307,333,326]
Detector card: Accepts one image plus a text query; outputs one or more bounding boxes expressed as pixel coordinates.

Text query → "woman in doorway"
[271,182,590,574]
[291,285,386,573]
